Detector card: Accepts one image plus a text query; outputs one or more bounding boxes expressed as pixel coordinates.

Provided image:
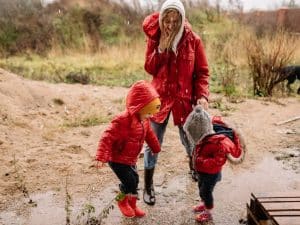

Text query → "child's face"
[139,104,161,120]
[138,98,161,120]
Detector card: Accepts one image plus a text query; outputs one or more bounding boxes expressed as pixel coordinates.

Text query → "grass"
[0,40,149,87]
[0,15,299,97]
[63,113,111,128]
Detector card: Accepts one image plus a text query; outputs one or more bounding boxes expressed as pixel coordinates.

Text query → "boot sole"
[122,214,135,218]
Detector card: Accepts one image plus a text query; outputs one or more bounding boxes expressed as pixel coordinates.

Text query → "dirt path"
[0,69,299,225]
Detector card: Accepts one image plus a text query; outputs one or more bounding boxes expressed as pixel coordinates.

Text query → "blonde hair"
[161,9,182,51]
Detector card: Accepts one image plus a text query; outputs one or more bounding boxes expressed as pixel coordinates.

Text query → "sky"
[214,0,300,11]
[41,0,300,11]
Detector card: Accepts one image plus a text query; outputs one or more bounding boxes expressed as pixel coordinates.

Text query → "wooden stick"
[275,116,300,126]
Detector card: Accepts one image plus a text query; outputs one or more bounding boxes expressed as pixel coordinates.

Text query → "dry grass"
[63,112,111,128]
[205,21,252,96]
[292,37,300,64]
[1,15,300,97]
[0,39,148,87]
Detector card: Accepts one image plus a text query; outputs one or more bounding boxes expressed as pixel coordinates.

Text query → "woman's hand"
[158,31,169,52]
[197,97,208,110]
[158,30,170,52]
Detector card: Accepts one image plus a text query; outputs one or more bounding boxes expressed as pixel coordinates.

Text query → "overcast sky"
[41,0,300,11]
[130,0,300,11]
[214,0,300,11]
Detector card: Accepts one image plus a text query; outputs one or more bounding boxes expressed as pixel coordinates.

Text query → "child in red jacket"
[95,80,161,218]
[183,105,245,223]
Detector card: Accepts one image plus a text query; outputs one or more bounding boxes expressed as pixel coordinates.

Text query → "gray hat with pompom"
[183,105,214,145]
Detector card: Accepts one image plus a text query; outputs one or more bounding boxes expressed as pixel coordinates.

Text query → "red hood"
[126,80,159,115]
[142,12,192,40]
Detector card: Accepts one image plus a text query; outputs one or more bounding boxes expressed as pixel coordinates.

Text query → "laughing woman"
[142,0,210,205]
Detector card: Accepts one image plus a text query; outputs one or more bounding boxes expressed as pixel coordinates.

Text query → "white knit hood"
[159,0,185,53]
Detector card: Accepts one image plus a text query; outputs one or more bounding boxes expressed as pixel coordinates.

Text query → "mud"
[1,154,299,225]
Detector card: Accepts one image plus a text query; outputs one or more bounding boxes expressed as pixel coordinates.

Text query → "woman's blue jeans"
[144,115,194,169]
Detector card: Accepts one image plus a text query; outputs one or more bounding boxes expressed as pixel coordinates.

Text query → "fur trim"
[226,124,246,165]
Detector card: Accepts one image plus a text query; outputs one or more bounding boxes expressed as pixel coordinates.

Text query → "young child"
[95,80,161,218]
[183,105,245,223]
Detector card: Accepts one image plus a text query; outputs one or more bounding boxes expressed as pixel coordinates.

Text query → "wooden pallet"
[247,192,300,225]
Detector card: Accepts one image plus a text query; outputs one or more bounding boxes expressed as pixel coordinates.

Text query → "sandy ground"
[0,68,299,225]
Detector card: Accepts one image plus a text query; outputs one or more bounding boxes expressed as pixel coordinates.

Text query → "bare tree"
[245,30,296,96]
[0,0,41,18]
[228,0,243,12]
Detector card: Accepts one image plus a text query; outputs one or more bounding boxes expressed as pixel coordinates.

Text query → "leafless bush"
[245,30,296,96]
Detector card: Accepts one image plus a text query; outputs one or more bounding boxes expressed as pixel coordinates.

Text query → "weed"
[63,113,110,128]
[12,154,37,207]
[211,97,235,113]
[76,185,115,225]
[65,175,72,225]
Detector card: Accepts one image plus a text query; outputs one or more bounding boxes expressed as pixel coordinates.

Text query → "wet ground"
[1,153,299,225]
[0,80,299,225]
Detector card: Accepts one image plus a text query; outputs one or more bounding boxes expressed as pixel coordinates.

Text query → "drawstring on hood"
[159,0,185,53]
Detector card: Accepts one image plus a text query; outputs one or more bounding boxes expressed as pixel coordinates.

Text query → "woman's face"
[162,10,181,36]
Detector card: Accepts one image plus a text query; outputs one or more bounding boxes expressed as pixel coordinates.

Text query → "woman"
[142,0,210,205]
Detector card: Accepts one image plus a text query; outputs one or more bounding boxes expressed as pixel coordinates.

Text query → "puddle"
[0,155,299,225]
[213,154,300,225]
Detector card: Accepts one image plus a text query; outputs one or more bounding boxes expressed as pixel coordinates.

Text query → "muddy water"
[0,154,299,225]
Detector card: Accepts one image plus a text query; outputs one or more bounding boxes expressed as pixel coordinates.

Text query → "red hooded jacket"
[143,12,209,125]
[193,116,243,174]
[95,81,161,165]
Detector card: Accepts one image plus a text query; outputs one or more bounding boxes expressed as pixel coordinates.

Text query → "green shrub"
[0,22,19,53]
[52,7,86,49]
[99,14,123,44]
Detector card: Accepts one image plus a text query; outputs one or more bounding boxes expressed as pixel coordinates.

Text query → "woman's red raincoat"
[143,12,210,125]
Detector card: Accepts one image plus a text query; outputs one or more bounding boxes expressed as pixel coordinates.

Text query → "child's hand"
[95,161,105,169]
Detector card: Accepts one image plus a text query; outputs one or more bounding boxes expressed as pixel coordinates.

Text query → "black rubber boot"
[143,168,155,205]
[189,156,198,182]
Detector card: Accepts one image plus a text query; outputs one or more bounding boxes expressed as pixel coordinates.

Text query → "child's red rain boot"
[192,204,206,213]
[117,195,135,218]
[128,195,146,217]
[195,211,213,223]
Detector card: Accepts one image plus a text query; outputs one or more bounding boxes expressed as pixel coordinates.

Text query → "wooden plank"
[261,202,300,211]
[249,192,300,225]
[259,198,300,203]
[252,192,300,199]
[273,216,300,225]
[247,204,261,225]
[269,211,300,216]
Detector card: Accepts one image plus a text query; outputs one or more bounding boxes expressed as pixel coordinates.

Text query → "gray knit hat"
[183,105,214,145]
